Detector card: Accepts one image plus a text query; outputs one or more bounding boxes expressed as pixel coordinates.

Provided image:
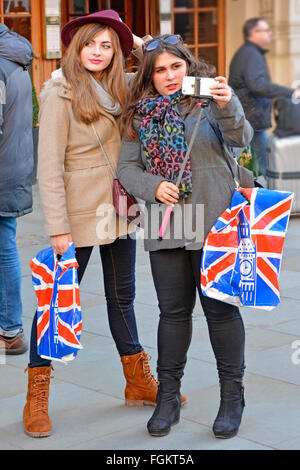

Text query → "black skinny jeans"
[149,248,245,383]
[29,237,143,368]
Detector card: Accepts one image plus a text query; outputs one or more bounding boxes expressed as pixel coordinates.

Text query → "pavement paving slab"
[1,185,300,451]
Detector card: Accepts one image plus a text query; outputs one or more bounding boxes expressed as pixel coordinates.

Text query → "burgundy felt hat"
[61,9,134,58]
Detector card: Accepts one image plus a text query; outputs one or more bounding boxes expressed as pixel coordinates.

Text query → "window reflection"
[4,0,30,13]
[198,11,218,43]
[175,0,194,8]
[198,0,217,7]
[198,46,218,69]
[4,16,31,41]
[174,13,194,45]
[68,0,86,14]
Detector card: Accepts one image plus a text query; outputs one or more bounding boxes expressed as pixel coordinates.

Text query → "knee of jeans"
[202,299,242,323]
[106,282,135,307]
[159,299,195,323]
[0,218,17,248]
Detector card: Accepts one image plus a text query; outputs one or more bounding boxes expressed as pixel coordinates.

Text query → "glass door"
[67,0,101,19]
[67,1,131,27]
[172,0,225,74]
[1,0,31,41]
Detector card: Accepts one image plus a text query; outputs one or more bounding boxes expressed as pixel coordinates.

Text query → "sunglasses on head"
[144,35,182,52]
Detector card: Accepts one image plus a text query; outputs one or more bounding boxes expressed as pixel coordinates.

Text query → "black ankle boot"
[213,379,245,439]
[147,380,181,437]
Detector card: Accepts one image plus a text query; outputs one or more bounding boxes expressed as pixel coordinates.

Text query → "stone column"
[268,0,300,88]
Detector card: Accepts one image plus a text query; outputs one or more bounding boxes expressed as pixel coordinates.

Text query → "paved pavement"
[1,184,300,451]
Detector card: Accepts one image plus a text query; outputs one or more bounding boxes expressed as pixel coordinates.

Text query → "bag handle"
[91,123,117,179]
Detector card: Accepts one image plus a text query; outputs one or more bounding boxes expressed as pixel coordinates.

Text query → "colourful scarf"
[136,91,192,198]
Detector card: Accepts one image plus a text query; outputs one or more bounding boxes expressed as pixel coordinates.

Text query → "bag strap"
[204,110,240,188]
[175,102,206,188]
[91,123,117,179]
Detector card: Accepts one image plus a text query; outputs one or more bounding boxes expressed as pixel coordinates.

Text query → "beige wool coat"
[37,71,133,248]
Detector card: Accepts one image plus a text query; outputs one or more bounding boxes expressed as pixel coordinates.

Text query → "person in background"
[229,17,300,178]
[0,24,33,356]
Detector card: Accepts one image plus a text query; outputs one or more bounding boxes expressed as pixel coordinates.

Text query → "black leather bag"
[273,97,300,138]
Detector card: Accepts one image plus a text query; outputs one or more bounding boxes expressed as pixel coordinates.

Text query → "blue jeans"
[251,130,269,178]
[29,236,143,367]
[0,217,23,335]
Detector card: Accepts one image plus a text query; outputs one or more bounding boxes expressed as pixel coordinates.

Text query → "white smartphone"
[182,76,218,98]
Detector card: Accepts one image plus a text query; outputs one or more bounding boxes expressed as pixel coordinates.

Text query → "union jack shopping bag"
[30,243,83,363]
[201,187,294,310]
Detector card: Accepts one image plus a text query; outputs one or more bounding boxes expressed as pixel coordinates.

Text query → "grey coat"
[118,93,253,252]
[0,24,34,217]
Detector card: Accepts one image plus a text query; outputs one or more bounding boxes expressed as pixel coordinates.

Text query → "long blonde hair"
[61,23,127,124]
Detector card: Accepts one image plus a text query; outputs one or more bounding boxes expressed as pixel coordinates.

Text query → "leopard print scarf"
[136,91,192,198]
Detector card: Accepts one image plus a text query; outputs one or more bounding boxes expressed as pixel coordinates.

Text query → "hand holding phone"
[182,76,232,107]
[182,76,218,98]
[209,76,232,108]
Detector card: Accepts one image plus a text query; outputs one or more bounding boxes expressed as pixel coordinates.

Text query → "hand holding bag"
[91,123,144,228]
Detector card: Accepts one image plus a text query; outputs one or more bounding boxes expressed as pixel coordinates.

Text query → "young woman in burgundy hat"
[23,10,186,439]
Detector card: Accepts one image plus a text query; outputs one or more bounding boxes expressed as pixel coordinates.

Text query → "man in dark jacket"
[229,17,300,177]
[0,24,33,355]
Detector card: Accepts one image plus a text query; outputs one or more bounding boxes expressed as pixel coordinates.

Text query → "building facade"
[0,0,299,95]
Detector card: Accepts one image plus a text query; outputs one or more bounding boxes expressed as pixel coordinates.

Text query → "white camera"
[182,76,218,98]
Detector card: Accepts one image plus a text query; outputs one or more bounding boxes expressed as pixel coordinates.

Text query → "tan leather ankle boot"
[23,365,54,438]
[121,350,187,407]
[121,350,158,406]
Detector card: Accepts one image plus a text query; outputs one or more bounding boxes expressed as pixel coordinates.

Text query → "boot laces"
[31,370,53,414]
[137,352,158,386]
